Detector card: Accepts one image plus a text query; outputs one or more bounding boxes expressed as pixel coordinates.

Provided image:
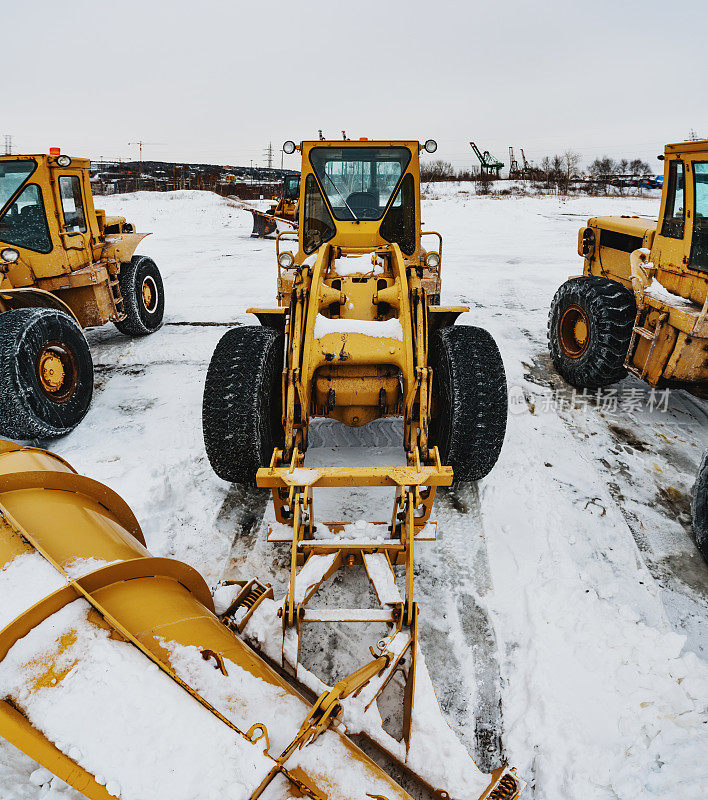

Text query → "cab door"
[688,159,708,274]
[651,156,689,272]
[54,171,92,270]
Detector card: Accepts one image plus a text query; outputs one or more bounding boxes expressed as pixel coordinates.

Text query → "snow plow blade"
[251,209,278,238]
[0,440,524,800]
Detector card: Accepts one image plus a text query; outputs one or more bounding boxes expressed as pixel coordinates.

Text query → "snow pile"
[332,253,384,276]
[313,519,387,541]
[0,601,273,800]
[0,553,65,630]
[313,314,403,341]
[498,578,708,798]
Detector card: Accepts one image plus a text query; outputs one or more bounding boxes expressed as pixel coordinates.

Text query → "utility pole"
[128,141,164,191]
[264,142,274,170]
[4,135,12,156]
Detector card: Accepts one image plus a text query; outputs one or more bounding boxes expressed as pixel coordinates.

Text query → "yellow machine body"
[0,154,148,328]
[0,440,519,800]
[576,140,708,393]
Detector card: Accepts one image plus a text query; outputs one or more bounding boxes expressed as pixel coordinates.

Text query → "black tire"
[0,308,93,439]
[692,451,708,563]
[114,255,165,337]
[548,276,636,389]
[429,325,507,482]
[203,326,284,483]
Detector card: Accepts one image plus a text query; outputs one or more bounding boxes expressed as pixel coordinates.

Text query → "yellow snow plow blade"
[0,440,523,800]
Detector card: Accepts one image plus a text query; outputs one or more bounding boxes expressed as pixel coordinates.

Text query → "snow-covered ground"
[1,187,707,799]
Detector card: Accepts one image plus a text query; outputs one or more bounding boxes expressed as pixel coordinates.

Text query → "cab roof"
[0,153,91,168]
[665,140,708,155]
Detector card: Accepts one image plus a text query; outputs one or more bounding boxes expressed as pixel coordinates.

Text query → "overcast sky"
[4,0,706,174]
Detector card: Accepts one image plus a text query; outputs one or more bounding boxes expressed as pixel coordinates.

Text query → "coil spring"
[489,774,518,800]
[241,586,264,610]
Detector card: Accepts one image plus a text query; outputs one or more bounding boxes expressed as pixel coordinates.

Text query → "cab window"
[0,183,52,253]
[689,161,708,272]
[380,173,416,255]
[0,160,36,214]
[660,161,685,239]
[303,173,336,254]
[59,176,87,232]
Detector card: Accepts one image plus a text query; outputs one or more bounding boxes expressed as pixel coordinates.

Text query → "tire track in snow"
[423,483,506,774]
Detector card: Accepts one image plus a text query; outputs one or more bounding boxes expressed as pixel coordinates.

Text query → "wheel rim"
[141,275,159,314]
[37,342,79,402]
[558,305,590,358]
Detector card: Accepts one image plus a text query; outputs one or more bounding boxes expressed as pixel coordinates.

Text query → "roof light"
[49,147,61,156]
[424,139,437,153]
[425,251,440,268]
[283,141,296,154]
[56,155,71,167]
[359,137,368,141]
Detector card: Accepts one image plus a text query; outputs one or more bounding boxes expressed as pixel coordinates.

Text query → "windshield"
[0,160,36,214]
[309,147,411,221]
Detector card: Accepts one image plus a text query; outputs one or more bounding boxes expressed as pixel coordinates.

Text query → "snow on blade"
[0,554,66,631]
[0,601,273,800]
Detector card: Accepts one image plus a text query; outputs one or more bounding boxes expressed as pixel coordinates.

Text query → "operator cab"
[283,174,300,201]
[301,143,418,257]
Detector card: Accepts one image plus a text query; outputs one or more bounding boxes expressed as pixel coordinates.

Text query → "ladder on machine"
[624,306,669,380]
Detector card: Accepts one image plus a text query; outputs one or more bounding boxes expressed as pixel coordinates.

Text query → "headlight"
[581,228,595,257]
[0,248,19,263]
[425,251,440,268]
[278,251,295,268]
[424,139,437,153]
[56,155,71,167]
[283,141,296,155]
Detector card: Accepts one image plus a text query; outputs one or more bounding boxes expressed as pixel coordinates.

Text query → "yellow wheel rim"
[558,305,591,358]
[141,276,159,313]
[36,342,78,402]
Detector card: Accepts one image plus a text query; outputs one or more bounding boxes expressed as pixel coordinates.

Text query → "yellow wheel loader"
[202,139,520,799]
[0,151,165,440]
[548,139,707,397]
[250,174,301,237]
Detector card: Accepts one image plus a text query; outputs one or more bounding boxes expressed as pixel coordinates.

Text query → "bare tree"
[589,157,616,194]
[420,160,455,182]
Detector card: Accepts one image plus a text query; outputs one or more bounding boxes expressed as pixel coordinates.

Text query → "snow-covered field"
[1,186,707,799]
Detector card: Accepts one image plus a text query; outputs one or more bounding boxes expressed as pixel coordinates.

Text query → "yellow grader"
[202,139,519,799]
[548,139,708,560]
[250,174,301,238]
[0,151,164,440]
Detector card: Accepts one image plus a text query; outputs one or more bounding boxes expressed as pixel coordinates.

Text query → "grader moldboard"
[202,139,521,799]
[547,139,708,559]
[0,151,164,440]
